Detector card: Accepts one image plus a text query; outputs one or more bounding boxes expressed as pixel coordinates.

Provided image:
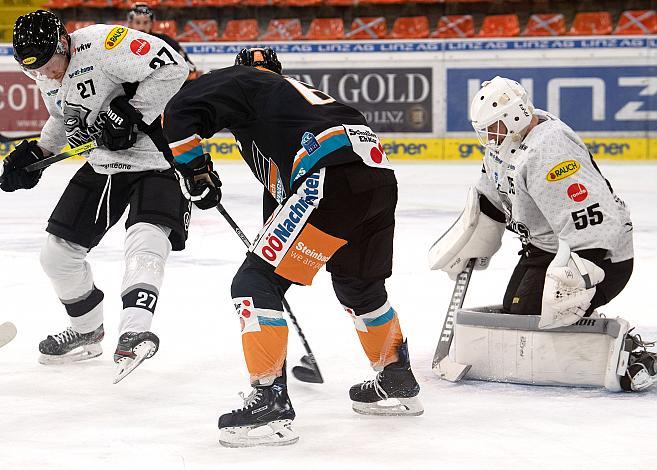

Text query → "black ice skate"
[38,324,104,365]
[350,340,424,416]
[113,331,159,384]
[621,333,657,391]
[218,375,298,447]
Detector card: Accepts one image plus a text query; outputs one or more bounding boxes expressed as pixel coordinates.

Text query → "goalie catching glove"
[539,240,606,329]
[0,139,44,192]
[428,187,505,279]
[174,153,222,210]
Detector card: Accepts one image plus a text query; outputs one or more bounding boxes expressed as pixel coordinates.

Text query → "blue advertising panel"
[446,66,657,133]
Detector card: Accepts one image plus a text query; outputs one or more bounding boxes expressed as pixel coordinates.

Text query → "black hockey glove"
[174,153,222,210]
[101,95,143,151]
[0,140,44,192]
[235,47,282,74]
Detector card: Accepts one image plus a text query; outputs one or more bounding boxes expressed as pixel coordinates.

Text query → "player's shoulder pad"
[523,116,589,178]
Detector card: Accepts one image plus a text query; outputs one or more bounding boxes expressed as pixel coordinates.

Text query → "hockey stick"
[0,132,41,144]
[0,140,97,186]
[0,322,17,348]
[215,203,324,384]
[24,140,98,172]
[432,258,475,382]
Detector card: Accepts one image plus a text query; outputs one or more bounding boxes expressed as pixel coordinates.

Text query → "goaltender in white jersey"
[429,76,656,392]
[1,11,189,382]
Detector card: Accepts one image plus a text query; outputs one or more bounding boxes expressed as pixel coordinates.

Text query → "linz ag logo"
[546,160,580,182]
[260,198,310,262]
[105,26,128,50]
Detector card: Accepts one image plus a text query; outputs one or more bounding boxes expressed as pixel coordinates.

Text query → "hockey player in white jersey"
[1,11,189,382]
[429,76,656,391]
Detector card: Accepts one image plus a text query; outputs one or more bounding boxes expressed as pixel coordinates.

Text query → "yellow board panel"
[1,137,656,161]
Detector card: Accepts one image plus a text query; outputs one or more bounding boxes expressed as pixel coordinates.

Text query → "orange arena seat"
[260,19,303,41]
[523,13,566,36]
[389,16,430,39]
[305,18,345,40]
[346,17,387,39]
[478,14,520,38]
[274,0,321,6]
[65,21,94,31]
[431,15,475,38]
[220,19,259,41]
[177,20,219,42]
[196,0,241,5]
[361,0,406,4]
[325,0,355,5]
[242,0,273,5]
[568,12,613,36]
[613,10,657,35]
[152,20,178,37]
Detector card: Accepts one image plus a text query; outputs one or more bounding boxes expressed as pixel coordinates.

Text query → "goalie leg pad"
[453,307,630,391]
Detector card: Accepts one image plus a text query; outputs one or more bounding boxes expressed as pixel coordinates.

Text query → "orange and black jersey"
[163,65,369,201]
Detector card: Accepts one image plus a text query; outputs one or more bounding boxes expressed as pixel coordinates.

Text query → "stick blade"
[0,322,17,348]
[432,357,471,382]
[291,355,324,383]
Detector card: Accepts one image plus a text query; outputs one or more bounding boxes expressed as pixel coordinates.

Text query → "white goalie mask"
[470,76,534,156]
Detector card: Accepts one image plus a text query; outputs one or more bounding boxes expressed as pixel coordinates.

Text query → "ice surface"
[1,162,656,469]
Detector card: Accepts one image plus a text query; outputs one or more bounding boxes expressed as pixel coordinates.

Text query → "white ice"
[1,162,656,470]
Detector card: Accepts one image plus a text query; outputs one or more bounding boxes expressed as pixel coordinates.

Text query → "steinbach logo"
[260,198,311,262]
[105,26,128,50]
[546,160,580,182]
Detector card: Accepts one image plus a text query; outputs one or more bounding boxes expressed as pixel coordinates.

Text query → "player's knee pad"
[231,255,290,311]
[40,234,94,300]
[40,235,103,332]
[332,276,388,314]
[120,224,171,330]
[122,223,171,295]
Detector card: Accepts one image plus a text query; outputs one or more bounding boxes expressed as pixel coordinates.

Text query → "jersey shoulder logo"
[105,26,128,50]
[546,159,580,182]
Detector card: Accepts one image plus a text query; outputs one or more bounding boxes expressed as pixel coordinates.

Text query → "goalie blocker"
[451,306,657,392]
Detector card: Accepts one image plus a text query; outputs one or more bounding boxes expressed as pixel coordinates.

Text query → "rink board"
[1,35,657,160]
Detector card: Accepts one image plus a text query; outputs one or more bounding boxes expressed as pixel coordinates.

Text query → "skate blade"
[113,340,156,384]
[0,322,17,348]
[219,419,299,448]
[352,397,424,416]
[38,343,102,365]
[432,357,471,382]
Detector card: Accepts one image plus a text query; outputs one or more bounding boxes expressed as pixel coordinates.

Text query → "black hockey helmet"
[13,10,69,70]
[128,3,154,21]
[235,47,282,75]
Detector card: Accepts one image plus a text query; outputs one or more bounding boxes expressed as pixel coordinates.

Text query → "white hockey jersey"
[476,110,633,263]
[35,24,188,174]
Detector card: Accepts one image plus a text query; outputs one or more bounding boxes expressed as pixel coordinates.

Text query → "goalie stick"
[215,204,324,384]
[432,258,475,382]
[0,322,17,348]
